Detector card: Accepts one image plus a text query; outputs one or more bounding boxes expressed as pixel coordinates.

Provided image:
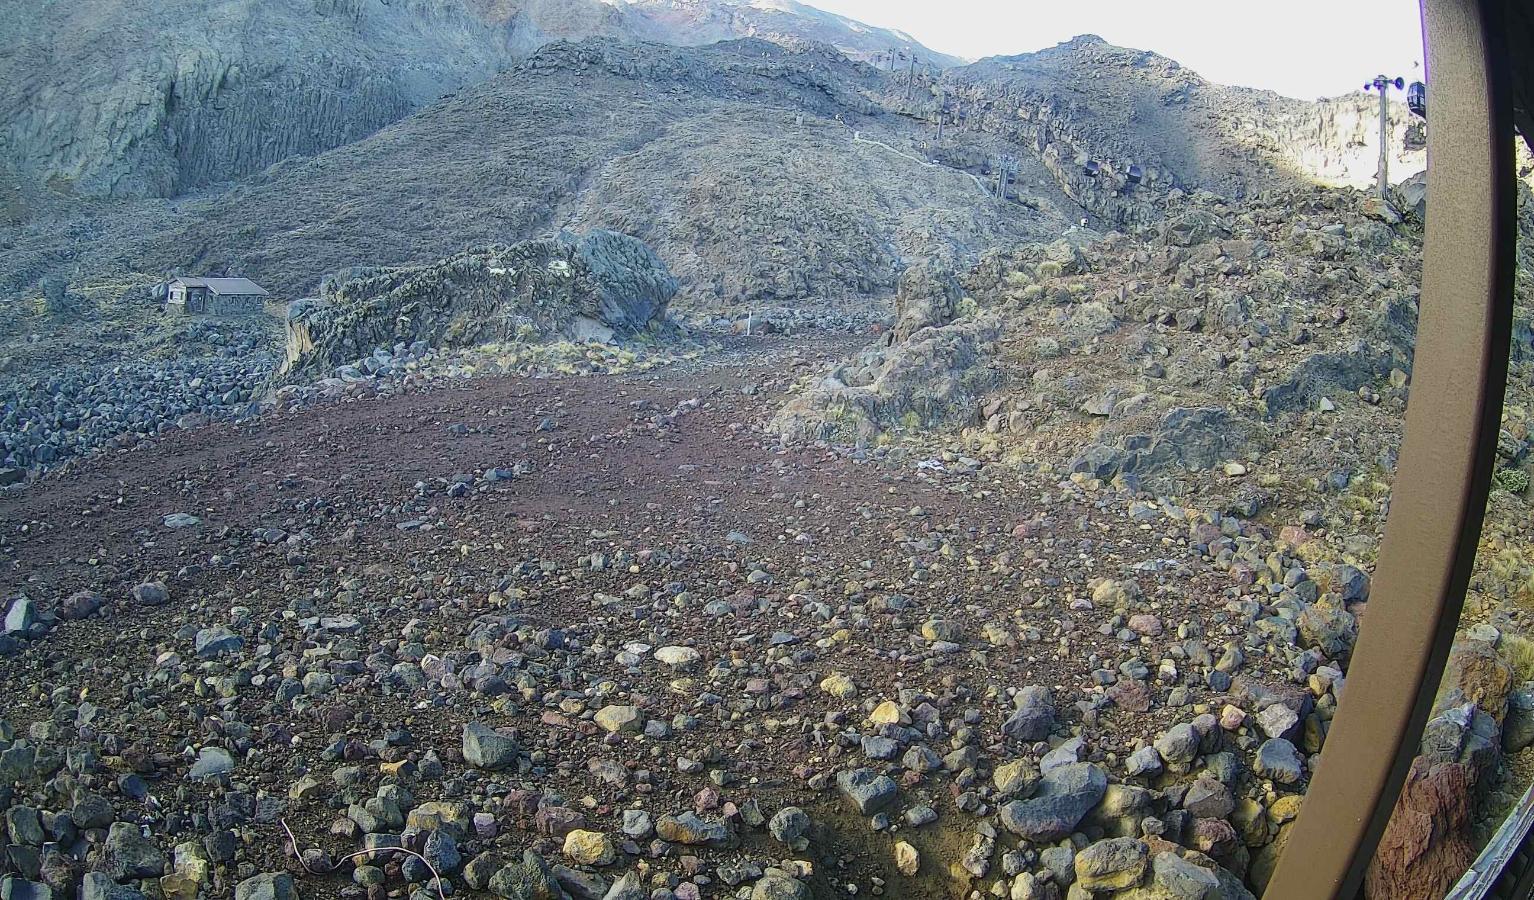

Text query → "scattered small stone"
[1254,738,1305,784]
[594,706,643,734]
[131,582,169,607]
[186,747,235,780]
[234,873,296,900]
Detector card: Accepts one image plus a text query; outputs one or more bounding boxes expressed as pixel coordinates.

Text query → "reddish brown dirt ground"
[0,335,1259,899]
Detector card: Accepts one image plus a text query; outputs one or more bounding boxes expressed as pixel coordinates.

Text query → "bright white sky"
[803,0,1426,100]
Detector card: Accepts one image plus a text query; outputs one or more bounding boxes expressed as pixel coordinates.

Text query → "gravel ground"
[0,336,1331,900]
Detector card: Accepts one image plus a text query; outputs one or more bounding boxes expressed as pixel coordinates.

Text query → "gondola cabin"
[1408,81,1427,118]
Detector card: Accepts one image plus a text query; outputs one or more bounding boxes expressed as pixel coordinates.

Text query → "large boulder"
[1433,640,1514,721]
[573,229,679,332]
[1261,345,1394,416]
[1075,407,1253,482]
[1395,170,1427,221]
[281,230,678,379]
[1161,209,1231,247]
[998,762,1108,841]
[771,316,1002,446]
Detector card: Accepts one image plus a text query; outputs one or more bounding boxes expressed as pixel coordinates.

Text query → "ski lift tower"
[1364,74,1406,201]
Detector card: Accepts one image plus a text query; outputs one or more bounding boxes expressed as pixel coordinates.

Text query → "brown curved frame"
[1263,0,1517,896]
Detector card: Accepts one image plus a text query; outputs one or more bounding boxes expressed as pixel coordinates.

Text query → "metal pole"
[1377,76,1392,200]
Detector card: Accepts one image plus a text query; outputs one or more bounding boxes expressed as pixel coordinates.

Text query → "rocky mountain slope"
[2,30,1433,330]
[878,35,1425,229]
[613,0,964,68]
[772,185,1432,499]
[0,0,953,201]
[1,38,1075,316]
[9,6,1534,900]
[1,0,521,199]
[769,180,1534,897]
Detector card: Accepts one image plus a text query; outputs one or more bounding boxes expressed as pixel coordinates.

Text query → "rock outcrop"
[280,229,678,380]
[774,184,1430,497]
[2,0,522,198]
[771,315,1002,446]
[903,35,1426,229]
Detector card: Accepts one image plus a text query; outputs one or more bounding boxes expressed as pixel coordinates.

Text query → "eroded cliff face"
[0,0,961,201]
[1274,94,1426,188]
[1,0,522,198]
[888,36,1425,229]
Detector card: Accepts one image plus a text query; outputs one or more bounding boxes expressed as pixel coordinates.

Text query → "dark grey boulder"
[571,229,679,333]
[1253,738,1304,785]
[102,822,164,880]
[1002,686,1056,742]
[998,762,1107,841]
[835,768,898,815]
[462,722,518,770]
[194,626,243,659]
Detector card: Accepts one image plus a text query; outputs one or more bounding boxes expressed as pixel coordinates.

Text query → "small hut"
[166,277,270,314]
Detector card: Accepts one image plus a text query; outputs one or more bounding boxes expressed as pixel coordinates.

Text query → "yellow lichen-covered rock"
[993,760,1039,796]
[820,672,857,699]
[406,801,473,836]
[563,829,616,866]
[1268,794,1304,823]
[160,873,200,900]
[1075,837,1149,892]
[1232,797,1269,846]
[868,700,905,725]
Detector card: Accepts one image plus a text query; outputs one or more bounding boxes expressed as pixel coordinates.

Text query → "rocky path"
[0,335,1314,900]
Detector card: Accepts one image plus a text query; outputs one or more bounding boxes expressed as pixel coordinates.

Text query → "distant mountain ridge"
[611,0,964,67]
